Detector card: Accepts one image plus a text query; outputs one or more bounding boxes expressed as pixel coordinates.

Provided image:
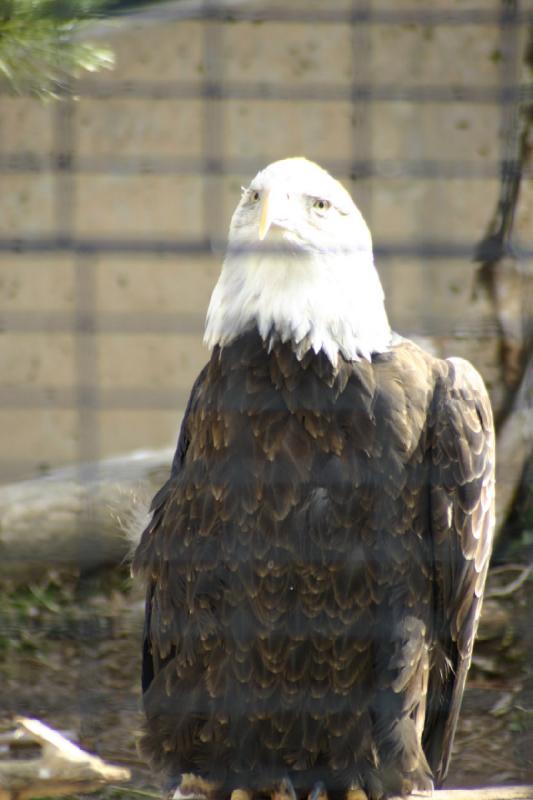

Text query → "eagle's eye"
[312,197,331,214]
[241,188,261,205]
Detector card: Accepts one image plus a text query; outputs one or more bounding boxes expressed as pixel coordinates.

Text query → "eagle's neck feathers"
[204,247,391,366]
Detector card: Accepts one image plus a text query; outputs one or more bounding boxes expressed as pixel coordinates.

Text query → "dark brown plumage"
[132,329,494,800]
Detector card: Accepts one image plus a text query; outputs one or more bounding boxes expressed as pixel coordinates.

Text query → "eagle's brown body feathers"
[133,330,494,799]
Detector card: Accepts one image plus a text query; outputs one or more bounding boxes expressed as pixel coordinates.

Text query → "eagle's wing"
[132,364,208,694]
[423,357,495,784]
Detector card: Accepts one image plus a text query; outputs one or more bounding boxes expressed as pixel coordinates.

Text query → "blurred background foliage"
[0,0,171,98]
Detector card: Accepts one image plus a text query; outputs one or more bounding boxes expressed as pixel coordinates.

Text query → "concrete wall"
[0,0,531,481]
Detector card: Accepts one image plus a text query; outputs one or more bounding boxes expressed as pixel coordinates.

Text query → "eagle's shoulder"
[364,337,440,446]
[373,337,492,421]
[372,335,440,384]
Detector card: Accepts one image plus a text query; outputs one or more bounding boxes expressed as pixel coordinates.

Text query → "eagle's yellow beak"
[258,190,273,241]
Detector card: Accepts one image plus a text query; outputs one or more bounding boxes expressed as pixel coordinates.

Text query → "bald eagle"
[133,158,495,800]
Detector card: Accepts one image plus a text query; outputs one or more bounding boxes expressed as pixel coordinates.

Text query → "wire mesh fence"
[0,1,532,474]
[0,0,532,791]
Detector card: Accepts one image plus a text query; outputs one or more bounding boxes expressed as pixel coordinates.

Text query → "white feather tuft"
[110,487,152,564]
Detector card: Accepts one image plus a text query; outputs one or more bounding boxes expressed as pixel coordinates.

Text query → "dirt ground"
[1,549,532,799]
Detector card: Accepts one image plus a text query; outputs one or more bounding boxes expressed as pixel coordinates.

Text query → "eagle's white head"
[204,157,391,365]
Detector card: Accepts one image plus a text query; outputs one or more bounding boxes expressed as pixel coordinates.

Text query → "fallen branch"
[0,447,174,583]
[485,564,533,598]
[494,349,533,534]
[412,789,533,800]
[0,717,130,800]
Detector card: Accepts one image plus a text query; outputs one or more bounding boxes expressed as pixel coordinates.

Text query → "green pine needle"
[0,0,115,99]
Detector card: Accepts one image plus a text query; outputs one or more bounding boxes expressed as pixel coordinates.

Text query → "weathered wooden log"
[0,717,130,800]
[0,447,173,582]
[495,349,533,532]
[416,790,533,800]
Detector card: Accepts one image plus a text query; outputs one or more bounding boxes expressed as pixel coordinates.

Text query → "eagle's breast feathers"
[133,335,494,798]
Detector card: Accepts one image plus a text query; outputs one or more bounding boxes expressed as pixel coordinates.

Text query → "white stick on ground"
[0,717,130,800]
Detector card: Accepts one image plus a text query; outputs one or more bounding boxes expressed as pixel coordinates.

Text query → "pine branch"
[0,0,114,99]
